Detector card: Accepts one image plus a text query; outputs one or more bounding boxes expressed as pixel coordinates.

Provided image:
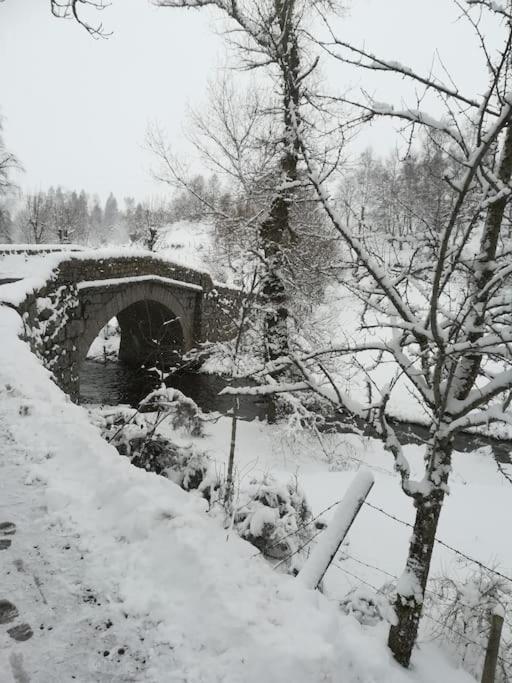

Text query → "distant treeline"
[0,175,229,247]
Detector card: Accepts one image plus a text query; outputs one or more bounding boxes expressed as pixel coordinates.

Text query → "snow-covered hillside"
[158,221,216,274]
[0,282,475,681]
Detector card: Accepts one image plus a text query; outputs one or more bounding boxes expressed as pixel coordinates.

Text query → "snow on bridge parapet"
[2,251,242,401]
[77,275,204,293]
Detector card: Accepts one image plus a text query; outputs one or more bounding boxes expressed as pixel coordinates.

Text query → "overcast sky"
[0,0,500,203]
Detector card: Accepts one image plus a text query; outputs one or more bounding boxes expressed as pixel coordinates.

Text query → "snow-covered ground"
[2,235,512,680]
[158,221,217,276]
[185,416,512,599]
[87,319,121,362]
[0,278,479,680]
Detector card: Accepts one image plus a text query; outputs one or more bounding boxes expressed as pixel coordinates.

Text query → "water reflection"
[80,359,270,421]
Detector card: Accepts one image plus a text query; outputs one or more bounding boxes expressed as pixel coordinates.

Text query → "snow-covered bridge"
[0,249,240,401]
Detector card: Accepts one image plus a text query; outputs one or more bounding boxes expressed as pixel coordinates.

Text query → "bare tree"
[20,193,52,244]
[49,0,111,37]
[152,0,341,363]
[0,120,22,196]
[255,0,512,667]
[0,120,22,242]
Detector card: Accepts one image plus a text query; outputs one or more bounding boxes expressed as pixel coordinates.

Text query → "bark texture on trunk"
[260,0,300,362]
[388,436,453,667]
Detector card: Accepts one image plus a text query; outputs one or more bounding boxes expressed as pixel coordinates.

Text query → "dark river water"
[80,359,512,469]
[80,359,270,420]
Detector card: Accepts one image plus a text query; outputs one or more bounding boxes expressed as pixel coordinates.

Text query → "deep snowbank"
[0,305,475,682]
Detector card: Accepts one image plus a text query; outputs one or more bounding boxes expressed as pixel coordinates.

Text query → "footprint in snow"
[0,588,34,643]
[0,601,33,641]
[0,600,19,624]
[0,521,16,550]
[7,624,34,642]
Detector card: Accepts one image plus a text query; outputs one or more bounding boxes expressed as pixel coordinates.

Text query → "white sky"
[0,0,502,203]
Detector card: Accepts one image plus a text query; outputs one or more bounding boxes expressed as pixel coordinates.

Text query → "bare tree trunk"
[260,4,300,362]
[224,397,239,508]
[388,434,453,666]
[260,197,291,361]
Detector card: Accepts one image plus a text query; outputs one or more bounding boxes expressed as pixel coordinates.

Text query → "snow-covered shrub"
[424,562,512,682]
[95,405,219,500]
[199,337,264,378]
[97,407,148,457]
[269,392,360,471]
[132,437,219,499]
[139,387,204,437]
[233,474,316,573]
[339,585,396,626]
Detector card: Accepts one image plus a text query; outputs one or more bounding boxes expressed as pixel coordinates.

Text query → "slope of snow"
[158,221,239,285]
[172,415,512,595]
[0,305,475,682]
[158,221,215,274]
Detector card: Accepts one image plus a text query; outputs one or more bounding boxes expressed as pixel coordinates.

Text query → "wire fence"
[252,493,512,589]
[362,500,512,586]
[332,555,512,670]
[251,490,512,672]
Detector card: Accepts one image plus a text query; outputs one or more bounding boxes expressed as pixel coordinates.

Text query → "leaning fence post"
[297,468,375,590]
[481,604,505,683]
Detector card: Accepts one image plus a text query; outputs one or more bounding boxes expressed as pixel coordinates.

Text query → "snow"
[86,318,120,362]
[396,570,424,603]
[2,227,511,679]
[177,415,512,620]
[0,305,477,681]
[158,221,217,275]
[249,505,279,536]
[298,469,375,590]
[0,242,208,306]
[77,274,203,292]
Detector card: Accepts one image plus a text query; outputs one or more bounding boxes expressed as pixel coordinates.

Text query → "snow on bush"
[425,562,512,682]
[269,391,361,471]
[93,406,148,456]
[139,386,205,437]
[93,387,321,572]
[95,388,212,493]
[97,402,318,567]
[233,474,318,573]
[339,584,397,627]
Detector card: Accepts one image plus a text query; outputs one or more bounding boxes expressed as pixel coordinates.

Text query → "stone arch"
[78,281,195,368]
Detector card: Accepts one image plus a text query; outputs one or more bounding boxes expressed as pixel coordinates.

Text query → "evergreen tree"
[0,206,13,243]
[104,192,119,227]
[89,197,103,244]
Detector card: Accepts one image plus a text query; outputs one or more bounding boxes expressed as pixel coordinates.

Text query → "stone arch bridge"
[7,255,241,401]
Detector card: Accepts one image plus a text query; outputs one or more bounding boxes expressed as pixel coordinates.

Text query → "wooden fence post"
[297,468,374,590]
[481,605,505,683]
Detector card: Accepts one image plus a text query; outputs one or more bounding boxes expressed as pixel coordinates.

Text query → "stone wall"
[200,284,242,344]
[17,278,82,399]
[13,255,242,401]
[56,256,207,288]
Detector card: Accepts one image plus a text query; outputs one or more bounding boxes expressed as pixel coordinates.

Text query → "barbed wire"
[332,558,512,668]
[247,498,512,668]
[250,494,512,590]
[250,499,342,559]
[339,551,494,620]
[420,611,512,668]
[271,527,325,571]
[362,500,512,585]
